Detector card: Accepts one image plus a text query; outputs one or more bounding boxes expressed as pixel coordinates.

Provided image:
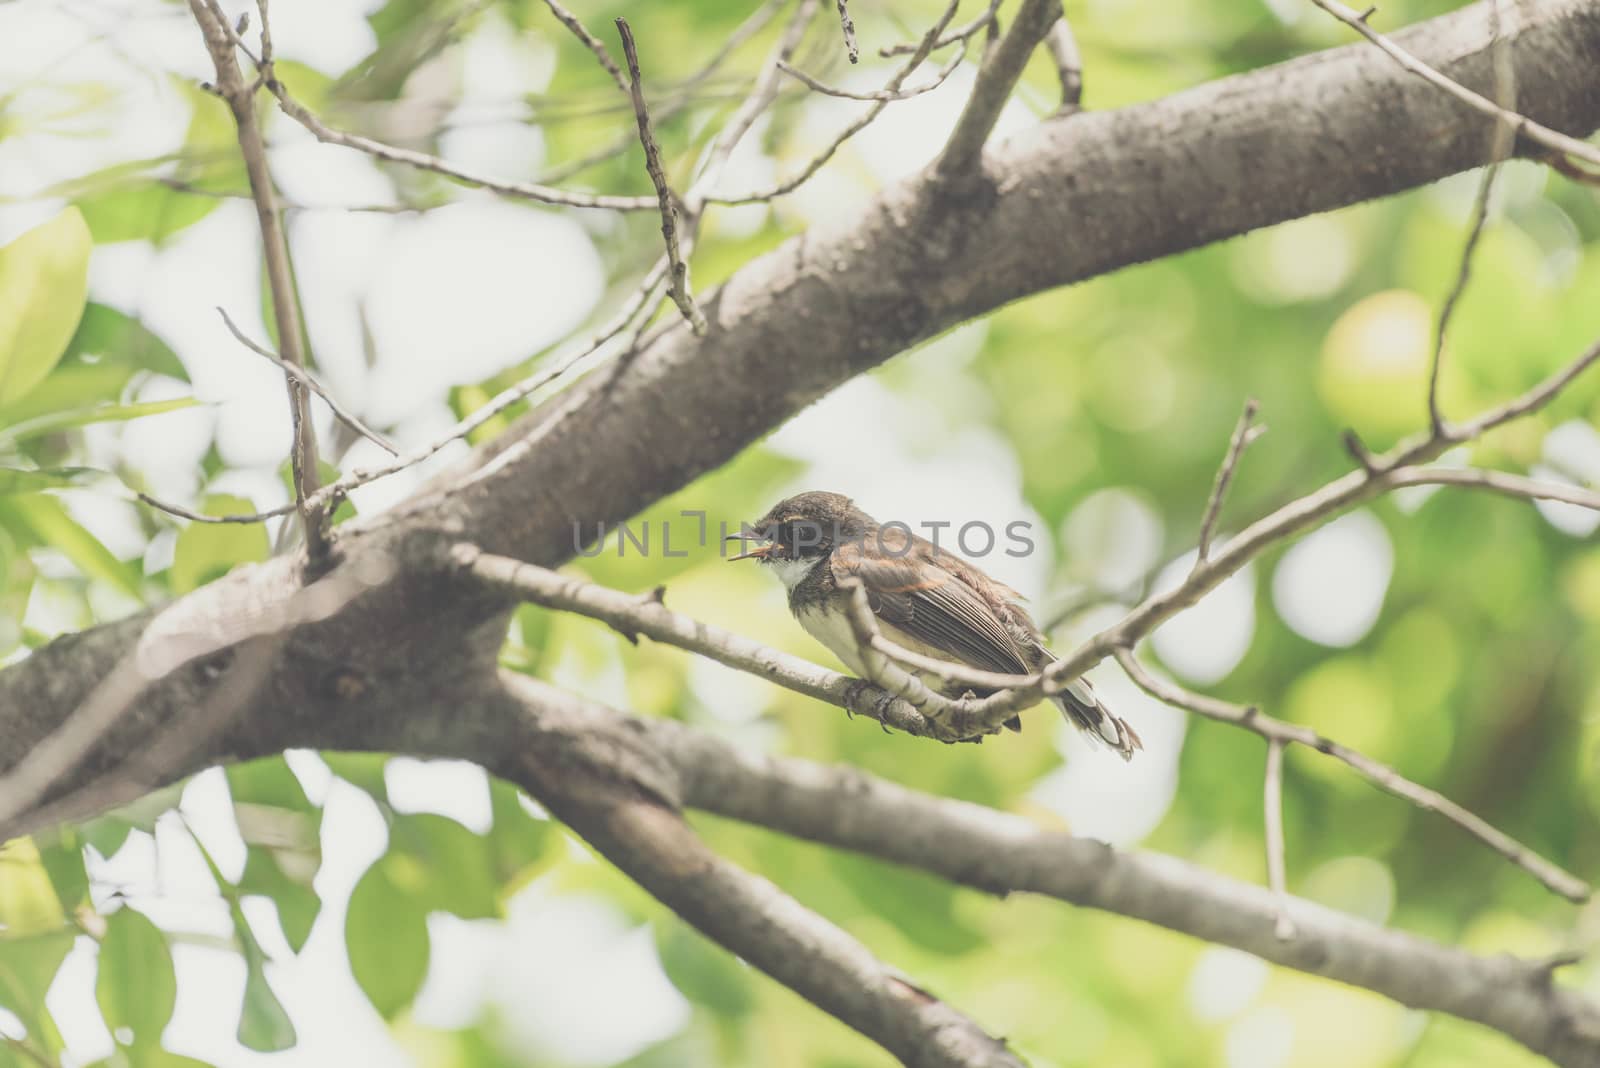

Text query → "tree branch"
[497,680,1600,1068]
[188,0,329,558]
[452,536,1591,901]
[1112,646,1590,902]
[493,674,1025,1068]
[617,18,706,334]
[1309,0,1600,168]
[935,0,1061,178]
[1195,397,1262,565]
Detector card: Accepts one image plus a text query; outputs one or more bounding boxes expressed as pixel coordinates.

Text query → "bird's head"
[726,491,873,567]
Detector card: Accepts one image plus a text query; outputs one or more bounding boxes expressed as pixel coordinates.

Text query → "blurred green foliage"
[1,0,1599,1066]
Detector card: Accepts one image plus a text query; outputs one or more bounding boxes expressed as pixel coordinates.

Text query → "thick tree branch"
[492,681,1600,1068]
[499,675,1022,1068]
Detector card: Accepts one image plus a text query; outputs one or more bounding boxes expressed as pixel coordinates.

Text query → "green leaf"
[227,759,314,813]
[0,839,68,935]
[487,780,554,884]
[0,493,142,597]
[81,817,134,859]
[239,848,320,954]
[345,861,429,1017]
[0,364,134,429]
[0,208,92,406]
[0,931,74,1042]
[0,398,196,445]
[96,907,177,1044]
[170,494,270,594]
[237,953,297,1052]
[76,180,219,246]
[0,467,98,495]
[321,753,389,802]
[389,813,497,920]
[64,303,189,382]
[35,830,90,915]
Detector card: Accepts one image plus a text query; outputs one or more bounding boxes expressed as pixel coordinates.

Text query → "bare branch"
[955,332,1600,735]
[1195,397,1262,565]
[264,83,658,213]
[835,579,992,723]
[834,0,859,63]
[1426,0,1516,436]
[216,307,398,456]
[879,1,1000,57]
[936,0,1062,178]
[1387,465,1600,510]
[706,0,983,205]
[188,0,329,558]
[1308,0,1600,169]
[502,678,1024,1068]
[617,18,706,334]
[691,0,820,205]
[451,525,1593,903]
[1043,17,1084,111]
[170,259,671,526]
[134,492,296,525]
[1112,647,1590,903]
[777,50,966,101]
[1263,738,1294,939]
[629,703,1600,1067]
[543,0,628,93]
[451,544,951,737]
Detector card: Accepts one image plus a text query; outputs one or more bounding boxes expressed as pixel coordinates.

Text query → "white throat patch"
[765,554,819,591]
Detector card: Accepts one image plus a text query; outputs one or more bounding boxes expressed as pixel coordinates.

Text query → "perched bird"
[727,490,1142,759]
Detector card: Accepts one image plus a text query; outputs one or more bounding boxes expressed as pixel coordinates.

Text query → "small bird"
[727,490,1141,759]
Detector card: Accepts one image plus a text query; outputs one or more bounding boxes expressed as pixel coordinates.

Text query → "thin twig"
[708,0,981,205]
[1196,398,1262,565]
[834,0,859,63]
[543,0,628,93]
[1306,0,1600,169]
[1043,17,1084,111]
[616,18,706,334]
[690,0,820,206]
[936,0,1061,178]
[1263,738,1295,939]
[216,307,398,455]
[264,83,657,212]
[777,49,966,101]
[302,259,670,512]
[135,492,297,524]
[189,0,329,560]
[1112,647,1590,903]
[879,2,999,57]
[1386,466,1600,510]
[1426,0,1515,436]
[139,258,670,527]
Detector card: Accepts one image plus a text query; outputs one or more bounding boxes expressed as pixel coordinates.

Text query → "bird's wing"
[830,540,1033,677]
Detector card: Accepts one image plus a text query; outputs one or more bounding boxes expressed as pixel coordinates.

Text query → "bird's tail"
[1052,676,1142,761]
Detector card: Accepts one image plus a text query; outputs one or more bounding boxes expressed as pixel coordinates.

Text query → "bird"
[726,490,1142,759]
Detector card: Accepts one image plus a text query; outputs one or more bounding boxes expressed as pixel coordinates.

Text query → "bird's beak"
[725,531,773,561]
